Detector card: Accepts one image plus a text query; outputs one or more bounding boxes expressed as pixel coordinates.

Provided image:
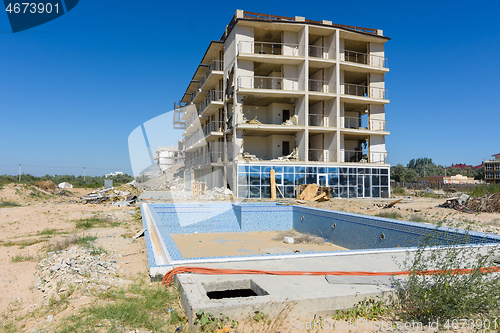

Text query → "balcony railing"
[343,117,387,131]
[237,76,304,91]
[341,150,388,164]
[198,90,224,115]
[238,41,304,57]
[342,49,388,68]
[308,79,335,93]
[308,149,336,162]
[308,45,335,60]
[184,121,224,150]
[308,114,333,127]
[188,82,201,105]
[185,151,224,169]
[341,83,388,100]
[199,60,223,88]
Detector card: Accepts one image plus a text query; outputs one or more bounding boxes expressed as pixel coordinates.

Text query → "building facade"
[175,10,391,198]
[485,153,500,184]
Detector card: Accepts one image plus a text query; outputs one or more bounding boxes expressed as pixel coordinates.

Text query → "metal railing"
[185,151,224,169]
[188,82,201,105]
[184,121,224,150]
[341,83,388,100]
[185,112,199,129]
[198,90,224,115]
[199,60,223,88]
[341,150,388,164]
[237,76,304,91]
[308,114,333,127]
[308,149,337,162]
[343,117,387,131]
[308,45,335,60]
[238,41,304,57]
[308,79,335,93]
[341,49,388,68]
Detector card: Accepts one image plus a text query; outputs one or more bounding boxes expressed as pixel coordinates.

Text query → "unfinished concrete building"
[485,153,500,184]
[174,10,390,198]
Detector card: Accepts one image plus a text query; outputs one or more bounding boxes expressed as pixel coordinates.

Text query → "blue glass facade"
[237,164,390,199]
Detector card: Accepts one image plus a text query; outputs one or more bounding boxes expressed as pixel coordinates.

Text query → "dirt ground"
[1,183,499,332]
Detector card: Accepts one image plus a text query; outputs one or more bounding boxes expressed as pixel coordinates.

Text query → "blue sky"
[1,0,499,176]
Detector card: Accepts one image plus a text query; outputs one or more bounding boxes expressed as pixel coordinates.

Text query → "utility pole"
[18,164,21,182]
[84,167,86,181]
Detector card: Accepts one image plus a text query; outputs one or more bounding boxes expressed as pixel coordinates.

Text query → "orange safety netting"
[162,266,500,286]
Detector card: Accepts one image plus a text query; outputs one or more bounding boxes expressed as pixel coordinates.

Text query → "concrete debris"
[81,182,140,205]
[282,115,298,126]
[424,187,434,194]
[283,236,294,244]
[35,246,124,302]
[240,152,262,161]
[136,171,185,191]
[245,116,262,124]
[197,187,233,200]
[132,228,146,240]
[57,182,73,189]
[273,147,299,161]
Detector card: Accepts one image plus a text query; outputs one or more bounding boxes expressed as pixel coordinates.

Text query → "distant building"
[445,163,483,170]
[105,171,124,178]
[154,144,184,173]
[418,175,482,184]
[485,153,500,184]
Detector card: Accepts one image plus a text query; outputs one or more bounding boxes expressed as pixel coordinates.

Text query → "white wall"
[268,103,294,124]
[283,31,299,56]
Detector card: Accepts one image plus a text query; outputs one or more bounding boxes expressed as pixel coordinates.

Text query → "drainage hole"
[380,233,386,240]
[207,289,258,300]
[301,216,304,221]
[332,223,336,229]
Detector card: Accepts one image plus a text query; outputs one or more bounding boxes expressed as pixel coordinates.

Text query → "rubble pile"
[81,182,140,204]
[198,187,233,200]
[35,246,124,301]
[465,193,500,213]
[33,181,58,192]
[142,176,184,191]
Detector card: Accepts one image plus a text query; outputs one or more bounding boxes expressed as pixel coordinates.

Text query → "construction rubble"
[35,246,125,302]
[197,187,233,200]
[81,182,140,205]
[438,193,500,213]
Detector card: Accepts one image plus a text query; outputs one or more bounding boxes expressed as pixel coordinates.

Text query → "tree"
[391,164,418,182]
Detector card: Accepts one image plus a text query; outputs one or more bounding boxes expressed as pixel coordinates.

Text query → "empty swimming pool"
[141,202,500,277]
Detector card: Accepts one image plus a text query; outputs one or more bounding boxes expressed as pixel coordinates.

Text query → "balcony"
[185,151,224,169]
[308,79,335,94]
[199,60,223,90]
[308,114,334,127]
[341,83,388,100]
[308,45,335,60]
[184,121,224,151]
[308,149,336,162]
[341,150,388,164]
[198,90,224,116]
[341,50,388,69]
[342,117,387,131]
[237,76,304,96]
[237,41,305,58]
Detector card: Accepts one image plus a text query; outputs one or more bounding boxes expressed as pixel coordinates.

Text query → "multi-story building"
[485,153,500,184]
[174,10,391,199]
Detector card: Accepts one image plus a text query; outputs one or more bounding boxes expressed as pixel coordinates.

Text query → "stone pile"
[198,187,233,200]
[35,246,124,301]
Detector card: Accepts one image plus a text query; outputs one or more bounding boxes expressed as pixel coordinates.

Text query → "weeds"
[408,214,427,223]
[470,184,500,197]
[376,211,403,219]
[56,282,185,333]
[392,188,406,195]
[0,201,21,208]
[38,228,58,236]
[392,224,500,323]
[75,216,119,230]
[10,253,35,262]
[333,297,388,320]
[194,311,238,332]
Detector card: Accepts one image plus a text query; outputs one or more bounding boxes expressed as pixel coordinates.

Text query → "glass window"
[284,166,294,173]
[250,186,260,198]
[328,167,338,174]
[250,165,260,173]
[340,174,348,186]
[328,174,339,186]
[238,165,249,173]
[330,186,339,198]
[357,185,364,197]
[372,175,380,186]
[381,175,389,186]
[340,167,348,174]
[295,174,305,185]
[372,186,380,198]
[306,174,316,184]
[357,168,365,174]
[238,186,249,198]
[272,166,283,173]
[250,173,260,186]
[295,166,305,174]
[349,187,357,198]
[238,172,248,185]
[372,168,379,175]
[339,186,348,198]
[261,172,270,185]
[318,175,327,186]
[307,167,317,174]
[349,168,356,174]
[318,167,326,174]
[381,168,389,175]
[262,166,271,174]
[349,175,357,185]
[381,187,389,198]
[284,173,294,185]
[284,186,295,198]
[275,173,282,185]
[261,186,271,198]
[364,185,370,197]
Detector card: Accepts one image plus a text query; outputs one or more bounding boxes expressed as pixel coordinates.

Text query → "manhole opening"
[203,279,268,300]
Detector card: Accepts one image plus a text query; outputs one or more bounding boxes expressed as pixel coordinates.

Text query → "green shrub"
[392,187,406,195]
[470,184,500,197]
[376,211,402,219]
